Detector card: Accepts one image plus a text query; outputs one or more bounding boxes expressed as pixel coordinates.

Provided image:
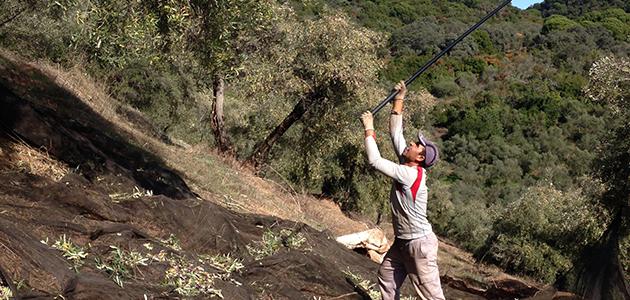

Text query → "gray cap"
[417,131,439,168]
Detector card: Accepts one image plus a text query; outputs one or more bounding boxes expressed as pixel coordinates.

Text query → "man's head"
[403,131,439,168]
[402,141,425,166]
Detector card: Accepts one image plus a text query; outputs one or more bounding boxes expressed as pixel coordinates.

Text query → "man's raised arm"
[390,81,407,161]
[361,111,414,184]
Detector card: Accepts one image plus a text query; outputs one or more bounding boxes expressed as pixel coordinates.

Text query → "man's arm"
[390,81,407,161]
[361,111,414,184]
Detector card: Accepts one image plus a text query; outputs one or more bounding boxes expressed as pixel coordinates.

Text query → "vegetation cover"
[0,0,628,297]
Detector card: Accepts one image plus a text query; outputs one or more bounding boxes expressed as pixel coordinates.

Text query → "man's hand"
[392,80,406,114]
[361,111,374,131]
[394,80,407,100]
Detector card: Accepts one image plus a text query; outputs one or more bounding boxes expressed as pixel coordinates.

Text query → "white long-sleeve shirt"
[365,114,432,239]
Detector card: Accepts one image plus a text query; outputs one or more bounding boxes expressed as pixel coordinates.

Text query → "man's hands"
[361,111,374,131]
[394,80,407,100]
[362,80,405,137]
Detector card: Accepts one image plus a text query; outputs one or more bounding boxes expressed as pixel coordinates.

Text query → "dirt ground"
[0,53,573,299]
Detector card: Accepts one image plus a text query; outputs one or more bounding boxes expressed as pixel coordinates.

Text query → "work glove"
[361,111,374,131]
[394,80,407,100]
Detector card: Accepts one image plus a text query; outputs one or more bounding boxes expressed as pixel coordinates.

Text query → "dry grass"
[155,144,370,235]
[0,137,69,182]
[34,58,120,123]
[438,239,502,285]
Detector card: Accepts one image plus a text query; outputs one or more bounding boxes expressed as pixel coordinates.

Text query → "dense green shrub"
[542,15,581,33]
[380,53,434,90]
[477,185,610,282]
[488,234,572,283]
[108,59,211,144]
[472,30,497,54]
[446,199,494,251]
[448,107,506,139]
[0,1,81,63]
[427,179,455,233]
[393,20,440,54]
[430,77,459,98]
[536,0,630,18]
[460,57,488,74]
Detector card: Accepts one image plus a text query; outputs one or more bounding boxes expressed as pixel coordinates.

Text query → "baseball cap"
[417,130,439,168]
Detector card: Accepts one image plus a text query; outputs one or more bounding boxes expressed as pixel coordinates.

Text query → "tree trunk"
[247,98,311,169]
[211,74,230,153]
[577,207,630,300]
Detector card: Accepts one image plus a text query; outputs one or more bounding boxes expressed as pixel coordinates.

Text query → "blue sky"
[512,0,543,9]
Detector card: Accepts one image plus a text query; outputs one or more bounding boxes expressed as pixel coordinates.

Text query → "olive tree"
[41,0,272,152]
[186,0,273,152]
[238,5,386,169]
[579,55,630,299]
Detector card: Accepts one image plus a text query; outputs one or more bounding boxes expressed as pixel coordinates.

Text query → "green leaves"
[542,15,581,33]
[479,184,610,282]
[246,228,307,260]
[187,0,273,74]
[50,234,88,271]
[67,1,164,67]
[229,4,386,197]
[95,246,149,287]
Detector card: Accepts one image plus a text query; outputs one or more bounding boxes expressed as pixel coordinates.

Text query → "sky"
[512,0,543,9]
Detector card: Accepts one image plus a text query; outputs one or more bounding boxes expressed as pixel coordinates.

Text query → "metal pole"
[370,0,512,115]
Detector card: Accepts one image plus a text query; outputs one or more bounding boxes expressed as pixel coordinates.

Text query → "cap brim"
[417,132,428,147]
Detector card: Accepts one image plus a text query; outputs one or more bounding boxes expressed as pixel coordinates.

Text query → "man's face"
[403,141,425,164]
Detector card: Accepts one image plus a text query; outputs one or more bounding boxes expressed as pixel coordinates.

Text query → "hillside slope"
[0,53,570,299]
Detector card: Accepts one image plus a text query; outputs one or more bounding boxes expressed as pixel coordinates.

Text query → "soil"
[0,54,568,299]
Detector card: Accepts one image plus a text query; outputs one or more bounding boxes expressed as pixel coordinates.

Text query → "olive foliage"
[228,5,393,212]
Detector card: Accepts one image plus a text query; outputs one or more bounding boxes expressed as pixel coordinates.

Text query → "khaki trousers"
[377,232,445,300]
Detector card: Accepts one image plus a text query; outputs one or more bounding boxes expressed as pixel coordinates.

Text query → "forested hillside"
[1,0,628,298]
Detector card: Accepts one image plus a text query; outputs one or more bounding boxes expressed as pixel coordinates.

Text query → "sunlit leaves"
[585,55,630,114]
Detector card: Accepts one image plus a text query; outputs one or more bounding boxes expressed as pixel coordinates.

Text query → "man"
[360,81,445,300]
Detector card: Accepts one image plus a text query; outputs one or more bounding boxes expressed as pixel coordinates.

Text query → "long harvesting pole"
[370,0,512,115]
